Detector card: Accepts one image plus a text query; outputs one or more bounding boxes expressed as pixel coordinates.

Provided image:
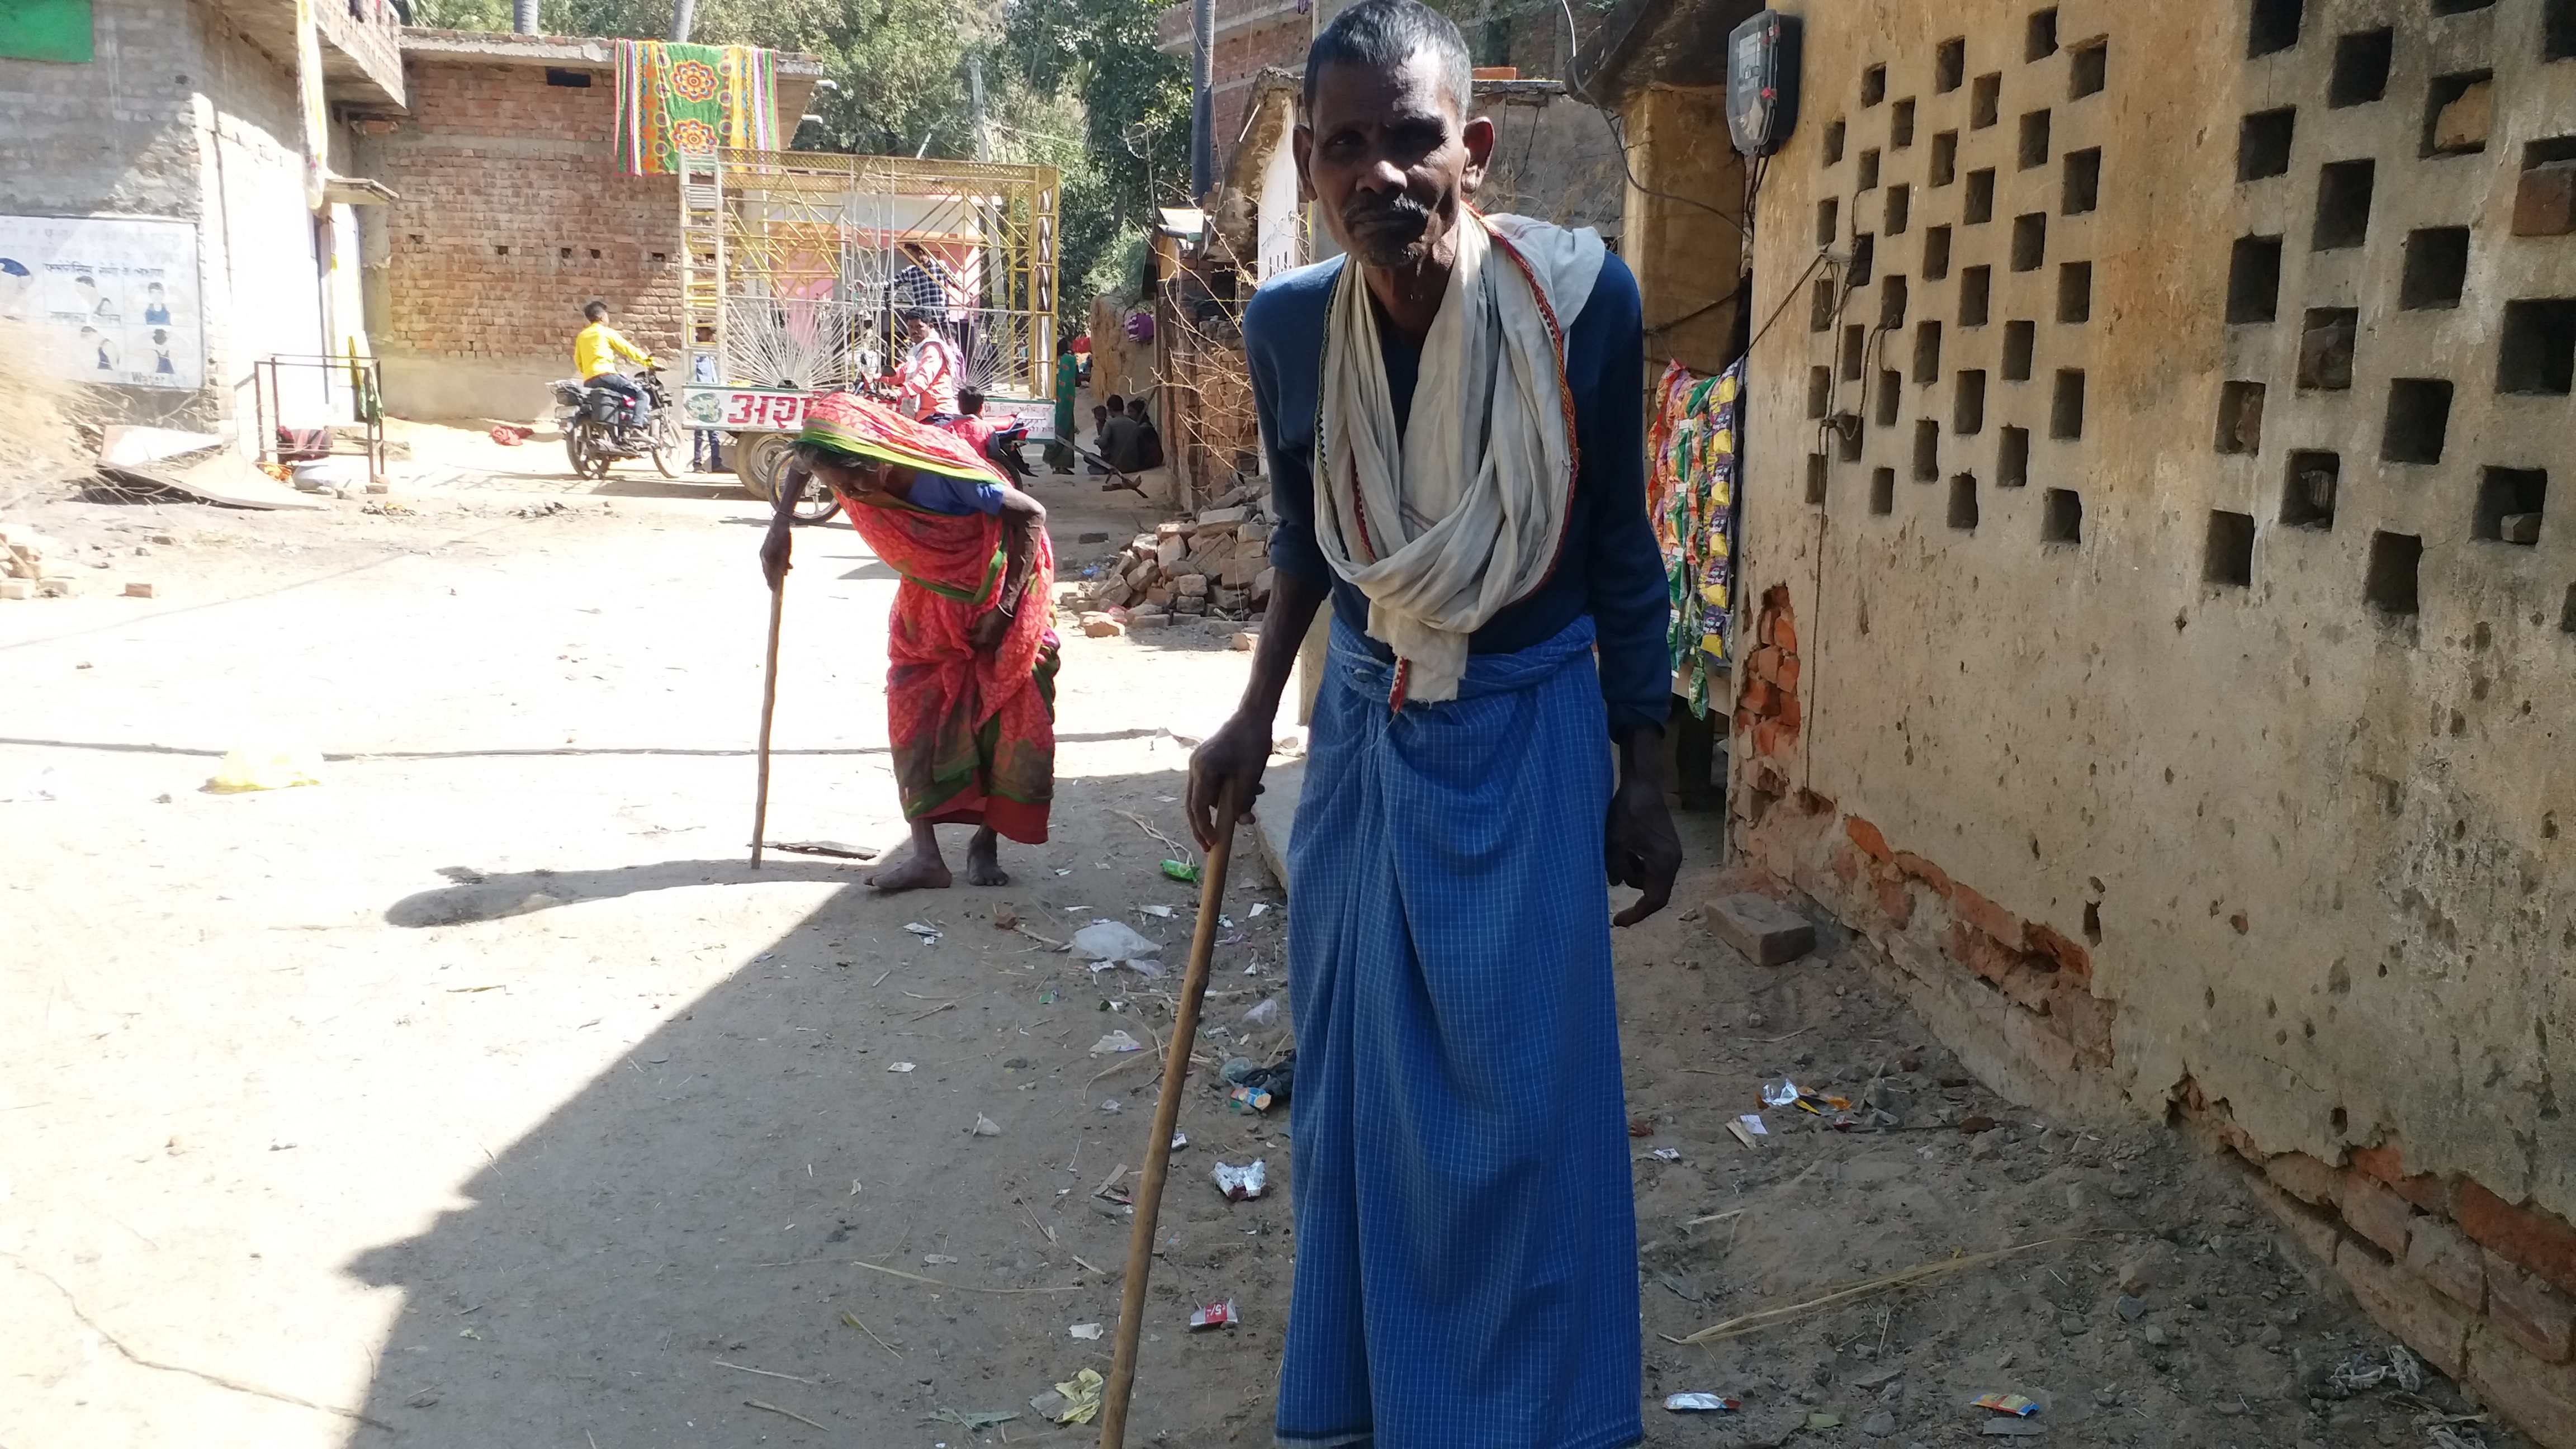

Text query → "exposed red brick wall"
[366,59,683,366]
[2211,1113,2576,1443]
[1729,578,2576,1446]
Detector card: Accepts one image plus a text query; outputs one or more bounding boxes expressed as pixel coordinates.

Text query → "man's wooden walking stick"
[1098,780,1243,1448]
[749,486,794,869]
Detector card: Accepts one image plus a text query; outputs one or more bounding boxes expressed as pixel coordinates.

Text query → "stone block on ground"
[1704,892,1816,965]
[1231,631,1259,651]
[1197,505,1250,527]
[123,581,157,598]
[0,579,30,600]
[1078,612,1124,638]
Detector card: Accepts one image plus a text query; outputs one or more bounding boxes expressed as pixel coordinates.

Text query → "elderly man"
[1185,3,1677,1445]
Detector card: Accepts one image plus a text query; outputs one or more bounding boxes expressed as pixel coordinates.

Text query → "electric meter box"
[1726,10,1803,158]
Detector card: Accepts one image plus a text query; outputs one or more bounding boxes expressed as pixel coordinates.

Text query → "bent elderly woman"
[759,391,1059,892]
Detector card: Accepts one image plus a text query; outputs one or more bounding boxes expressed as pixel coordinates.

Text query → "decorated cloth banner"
[1645,358,1740,719]
[613,40,779,176]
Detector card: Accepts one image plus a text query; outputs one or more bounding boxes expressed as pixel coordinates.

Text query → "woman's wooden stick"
[1097,782,1243,1448]
[750,487,795,869]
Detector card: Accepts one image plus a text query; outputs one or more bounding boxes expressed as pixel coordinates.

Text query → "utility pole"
[968,53,990,162]
[512,0,538,34]
[669,0,697,41]
[1189,0,1214,201]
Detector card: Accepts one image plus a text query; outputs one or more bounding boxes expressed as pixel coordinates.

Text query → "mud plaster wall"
[1739,0,2576,1438]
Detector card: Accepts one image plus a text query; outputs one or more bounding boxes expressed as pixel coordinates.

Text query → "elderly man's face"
[1297,52,1491,272]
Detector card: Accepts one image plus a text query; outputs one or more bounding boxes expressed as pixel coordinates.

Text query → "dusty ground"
[0,434,2527,1449]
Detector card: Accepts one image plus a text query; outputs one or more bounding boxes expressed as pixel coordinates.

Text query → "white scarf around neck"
[1313,211,1606,705]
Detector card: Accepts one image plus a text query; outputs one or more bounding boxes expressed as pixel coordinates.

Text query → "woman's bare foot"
[865,851,953,893]
[868,825,952,893]
[963,827,1009,887]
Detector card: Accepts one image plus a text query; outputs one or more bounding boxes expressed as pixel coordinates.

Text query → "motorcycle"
[552,366,678,481]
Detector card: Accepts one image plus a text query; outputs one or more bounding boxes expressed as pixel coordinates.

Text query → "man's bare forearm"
[1234,570,1329,725]
[1615,724,1665,789]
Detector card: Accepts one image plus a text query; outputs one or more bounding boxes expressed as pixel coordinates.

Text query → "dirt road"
[0,453,2522,1449]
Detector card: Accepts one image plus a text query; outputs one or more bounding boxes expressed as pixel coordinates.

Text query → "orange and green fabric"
[800,392,1059,843]
[613,40,778,176]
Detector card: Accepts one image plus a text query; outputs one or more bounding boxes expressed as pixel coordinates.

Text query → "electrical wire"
[1552,0,1754,240]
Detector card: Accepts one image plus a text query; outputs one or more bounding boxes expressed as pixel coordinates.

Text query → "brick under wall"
[366,60,683,367]
[1732,584,2576,1448]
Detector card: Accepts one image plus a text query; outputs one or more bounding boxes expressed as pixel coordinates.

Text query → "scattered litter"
[1739,1114,1769,1135]
[1220,1057,1256,1083]
[1726,1119,1762,1150]
[1038,989,1058,1005]
[1629,1117,1656,1138]
[970,1114,1002,1137]
[1650,1147,1682,1162]
[2329,1344,2426,1394]
[1170,1130,1188,1149]
[903,922,943,943]
[1808,1412,1843,1431]
[1188,1299,1239,1329]
[922,1407,1017,1432]
[1139,903,1177,919]
[1972,1394,2040,1417]
[888,1062,917,1073]
[1228,1085,1274,1114]
[1663,1393,1741,1413]
[1161,859,1201,883]
[1034,1367,1104,1425]
[1762,1077,1857,1116]
[1067,1323,1103,1340]
[1090,1030,1144,1055]
[1213,1159,1269,1201]
[924,1254,960,1265]
[1099,1098,1122,1113]
[1661,1272,1703,1301]
[1072,920,1163,974]
[207,746,324,793]
[1054,868,1073,876]
[2429,1427,2490,1449]
[1249,902,1272,916]
[1242,996,1281,1028]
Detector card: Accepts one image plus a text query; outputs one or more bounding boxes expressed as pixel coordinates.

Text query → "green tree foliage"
[994,0,1188,326]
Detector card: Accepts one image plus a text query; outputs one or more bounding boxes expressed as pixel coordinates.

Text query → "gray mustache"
[1343,194,1432,232]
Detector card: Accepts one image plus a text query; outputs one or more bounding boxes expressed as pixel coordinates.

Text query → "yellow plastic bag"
[207,746,323,793]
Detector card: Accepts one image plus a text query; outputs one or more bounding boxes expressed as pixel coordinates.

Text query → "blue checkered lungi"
[1275,614,1642,1449]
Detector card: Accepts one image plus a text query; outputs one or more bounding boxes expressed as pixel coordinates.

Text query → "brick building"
[356,31,822,420]
[1732,2,2576,1442]
[0,0,408,439]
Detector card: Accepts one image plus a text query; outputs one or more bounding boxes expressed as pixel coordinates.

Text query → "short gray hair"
[1303,0,1474,121]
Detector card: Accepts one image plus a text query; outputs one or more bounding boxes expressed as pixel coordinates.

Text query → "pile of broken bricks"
[1069,470,1275,640]
[0,523,160,600]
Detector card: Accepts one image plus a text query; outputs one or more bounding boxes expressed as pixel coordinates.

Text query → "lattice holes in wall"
[1809,7,2110,552]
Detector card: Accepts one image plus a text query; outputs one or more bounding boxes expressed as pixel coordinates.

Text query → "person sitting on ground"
[574,300,657,432]
[1100,395,1144,472]
[1087,403,1113,473]
[1128,396,1164,470]
[760,391,1059,893]
[897,311,965,421]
